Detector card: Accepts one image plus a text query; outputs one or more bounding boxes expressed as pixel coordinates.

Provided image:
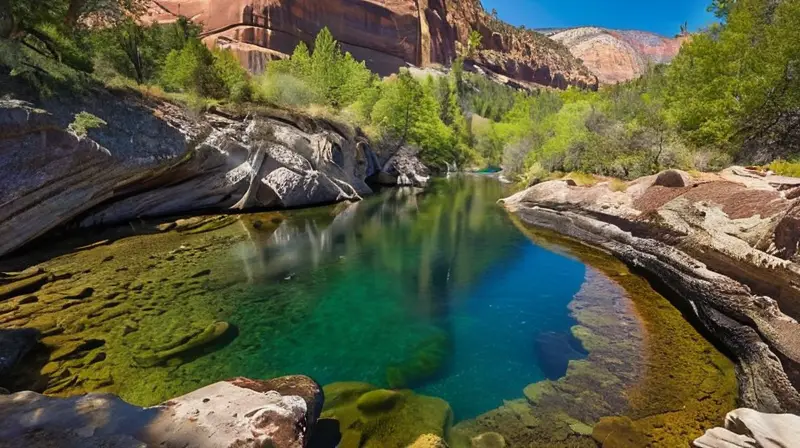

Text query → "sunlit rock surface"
[0,376,322,448]
[548,27,687,84]
[694,408,800,448]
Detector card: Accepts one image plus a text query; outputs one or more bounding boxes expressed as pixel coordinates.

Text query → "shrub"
[768,160,800,178]
[564,172,598,187]
[609,178,628,192]
[69,111,107,137]
[161,39,225,98]
[253,72,318,107]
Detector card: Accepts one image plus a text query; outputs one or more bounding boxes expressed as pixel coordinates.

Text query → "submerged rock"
[385,331,450,389]
[470,432,506,448]
[133,321,230,367]
[322,382,452,448]
[408,434,449,448]
[0,272,51,300]
[0,376,322,448]
[0,328,39,380]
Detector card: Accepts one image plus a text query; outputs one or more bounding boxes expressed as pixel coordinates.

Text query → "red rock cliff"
[147,0,598,90]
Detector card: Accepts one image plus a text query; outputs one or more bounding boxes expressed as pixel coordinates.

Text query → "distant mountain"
[146,0,598,90]
[546,27,688,84]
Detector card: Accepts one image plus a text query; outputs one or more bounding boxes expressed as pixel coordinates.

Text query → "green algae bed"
[0,178,737,448]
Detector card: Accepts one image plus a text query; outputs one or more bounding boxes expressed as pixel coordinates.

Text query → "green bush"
[769,160,800,178]
[69,111,107,137]
[212,48,250,100]
[253,71,319,107]
[161,39,225,98]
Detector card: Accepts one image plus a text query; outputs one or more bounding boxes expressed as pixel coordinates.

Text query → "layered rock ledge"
[501,168,800,414]
[0,94,427,258]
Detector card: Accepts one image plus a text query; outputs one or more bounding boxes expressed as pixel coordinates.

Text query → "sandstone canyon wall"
[548,27,686,84]
[147,0,599,90]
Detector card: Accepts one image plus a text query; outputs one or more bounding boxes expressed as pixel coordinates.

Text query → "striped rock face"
[145,0,599,90]
[548,27,687,84]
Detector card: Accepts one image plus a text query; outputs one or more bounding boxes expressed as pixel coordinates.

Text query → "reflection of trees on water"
[233,176,515,320]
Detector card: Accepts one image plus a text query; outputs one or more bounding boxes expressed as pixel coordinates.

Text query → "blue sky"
[480,0,716,36]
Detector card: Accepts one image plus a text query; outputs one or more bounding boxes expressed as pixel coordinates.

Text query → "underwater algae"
[1,212,295,405]
[450,221,737,447]
[322,382,453,448]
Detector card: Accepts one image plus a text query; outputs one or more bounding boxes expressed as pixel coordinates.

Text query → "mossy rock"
[323,382,376,409]
[356,389,405,415]
[592,416,649,447]
[570,325,611,352]
[322,382,453,448]
[386,331,450,388]
[408,434,448,448]
[133,321,230,367]
[470,432,506,448]
[523,380,556,405]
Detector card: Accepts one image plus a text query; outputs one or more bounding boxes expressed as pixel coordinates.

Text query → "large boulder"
[375,146,430,188]
[653,169,691,188]
[0,376,322,448]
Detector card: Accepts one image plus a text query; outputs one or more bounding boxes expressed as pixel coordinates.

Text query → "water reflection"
[232,178,520,318]
[222,176,587,419]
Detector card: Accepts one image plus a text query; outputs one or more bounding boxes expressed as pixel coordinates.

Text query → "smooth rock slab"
[694,408,800,448]
[0,376,321,448]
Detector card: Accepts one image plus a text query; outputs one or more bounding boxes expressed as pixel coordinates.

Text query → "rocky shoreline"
[501,168,800,415]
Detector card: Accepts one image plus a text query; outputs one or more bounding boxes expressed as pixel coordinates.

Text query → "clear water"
[216,176,588,420]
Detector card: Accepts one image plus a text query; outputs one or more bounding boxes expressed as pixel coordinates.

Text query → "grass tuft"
[768,160,800,178]
[609,178,628,192]
[564,171,599,187]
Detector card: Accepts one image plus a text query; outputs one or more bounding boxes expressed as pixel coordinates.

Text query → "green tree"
[667,0,800,157]
[372,71,427,151]
[161,39,225,98]
[212,48,249,99]
[466,30,482,58]
[708,0,736,19]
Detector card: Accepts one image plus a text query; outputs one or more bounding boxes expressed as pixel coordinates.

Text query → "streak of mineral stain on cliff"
[146,0,599,89]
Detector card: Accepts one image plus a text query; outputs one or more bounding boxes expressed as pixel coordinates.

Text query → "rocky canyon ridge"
[147,1,685,89]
